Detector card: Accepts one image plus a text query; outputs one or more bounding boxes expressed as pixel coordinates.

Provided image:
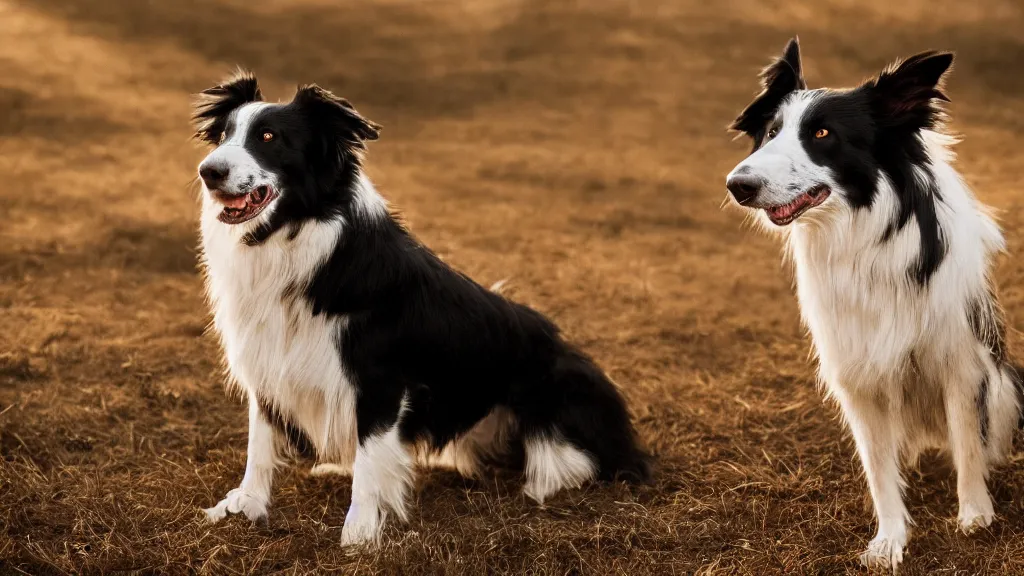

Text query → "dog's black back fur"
[315,213,649,480]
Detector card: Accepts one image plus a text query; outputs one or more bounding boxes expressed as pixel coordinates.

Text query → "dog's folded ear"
[730,36,807,140]
[866,51,953,131]
[193,70,263,144]
[294,84,381,156]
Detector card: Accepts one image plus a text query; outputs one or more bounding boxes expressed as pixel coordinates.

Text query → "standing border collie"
[192,72,650,546]
[726,38,1020,570]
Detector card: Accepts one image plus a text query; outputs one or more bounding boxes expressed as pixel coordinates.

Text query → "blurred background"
[1,0,1022,573]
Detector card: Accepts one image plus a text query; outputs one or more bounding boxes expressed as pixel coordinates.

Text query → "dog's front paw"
[204,488,269,523]
[958,496,995,534]
[860,531,906,573]
[340,502,383,547]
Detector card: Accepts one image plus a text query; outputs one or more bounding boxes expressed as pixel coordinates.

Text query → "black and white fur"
[726,39,1020,571]
[192,72,650,546]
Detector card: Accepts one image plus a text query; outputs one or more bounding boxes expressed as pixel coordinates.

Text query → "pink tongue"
[772,195,810,219]
[221,195,248,209]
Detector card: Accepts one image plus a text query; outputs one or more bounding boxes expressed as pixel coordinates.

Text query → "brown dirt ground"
[1,0,1024,574]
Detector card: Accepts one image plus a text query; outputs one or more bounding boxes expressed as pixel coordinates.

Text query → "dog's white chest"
[200,210,357,461]
[791,234,921,390]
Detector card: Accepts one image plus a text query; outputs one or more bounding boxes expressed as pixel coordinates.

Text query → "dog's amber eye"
[262,131,274,142]
[815,128,829,139]
[767,128,778,139]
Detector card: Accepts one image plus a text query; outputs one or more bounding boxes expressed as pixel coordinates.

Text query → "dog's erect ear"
[192,70,263,144]
[866,51,953,130]
[777,37,806,90]
[730,37,807,141]
[294,84,381,156]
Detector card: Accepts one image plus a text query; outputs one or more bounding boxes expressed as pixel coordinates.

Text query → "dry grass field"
[2,0,1024,573]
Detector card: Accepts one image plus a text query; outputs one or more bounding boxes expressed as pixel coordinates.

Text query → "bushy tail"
[526,347,652,483]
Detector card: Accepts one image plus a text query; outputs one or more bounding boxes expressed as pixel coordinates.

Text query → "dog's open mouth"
[764,185,831,226]
[214,185,278,225]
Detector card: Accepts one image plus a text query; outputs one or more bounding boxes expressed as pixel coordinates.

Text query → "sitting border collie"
[726,39,1020,570]
[192,72,650,546]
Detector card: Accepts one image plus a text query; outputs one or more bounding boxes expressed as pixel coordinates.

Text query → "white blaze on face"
[198,102,277,196]
[726,92,836,210]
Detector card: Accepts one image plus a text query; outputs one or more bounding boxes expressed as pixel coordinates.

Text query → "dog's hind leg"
[521,431,598,504]
[941,345,997,534]
[309,462,352,477]
[424,407,519,478]
[834,387,910,572]
[981,363,1022,467]
[514,348,649,504]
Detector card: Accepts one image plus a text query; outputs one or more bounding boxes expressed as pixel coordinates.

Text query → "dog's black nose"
[726,173,764,205]
[199,162,229,189]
